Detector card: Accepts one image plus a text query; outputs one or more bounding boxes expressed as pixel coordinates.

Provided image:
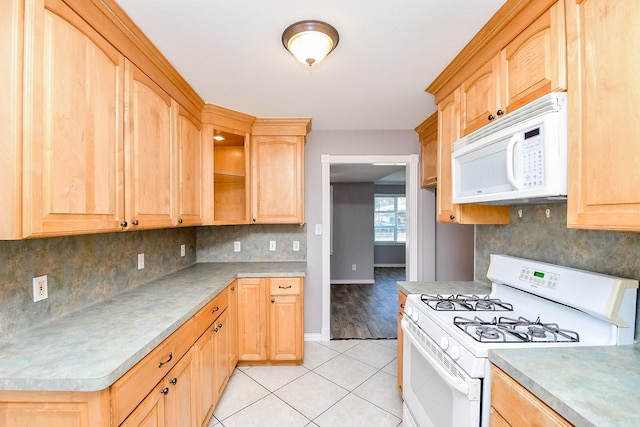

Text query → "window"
[374,195,406,242]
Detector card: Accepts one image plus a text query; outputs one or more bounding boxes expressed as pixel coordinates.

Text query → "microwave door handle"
[506,133,522,190]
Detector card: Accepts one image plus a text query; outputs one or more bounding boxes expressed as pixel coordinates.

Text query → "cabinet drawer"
[194,289,229,339]
[111,318,195,426]
[491,365,572,426]
[269,278,302,295]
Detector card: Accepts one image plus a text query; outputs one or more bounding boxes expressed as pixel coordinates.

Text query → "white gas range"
[401,254,639,427]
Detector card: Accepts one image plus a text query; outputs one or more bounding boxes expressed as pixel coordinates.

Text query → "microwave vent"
[454,92,567,151]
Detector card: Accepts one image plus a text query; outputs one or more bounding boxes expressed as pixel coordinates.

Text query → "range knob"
[404,306,413,318]
[439,336,449,350]
[410,310,420,322]
[450,346,461,360]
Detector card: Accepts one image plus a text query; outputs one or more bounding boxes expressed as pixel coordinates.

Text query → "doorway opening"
[321,155,419,341]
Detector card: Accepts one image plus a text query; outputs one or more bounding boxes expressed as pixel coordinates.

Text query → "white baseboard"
[304,333,323,342]
[330,279,375,285]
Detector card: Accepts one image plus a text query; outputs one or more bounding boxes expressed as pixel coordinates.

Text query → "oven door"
[401,318,482,427]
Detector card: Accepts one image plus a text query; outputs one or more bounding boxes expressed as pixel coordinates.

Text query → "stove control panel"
[519,266,560,289]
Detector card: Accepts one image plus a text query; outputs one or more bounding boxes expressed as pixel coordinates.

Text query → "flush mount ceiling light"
[282,20,339,66]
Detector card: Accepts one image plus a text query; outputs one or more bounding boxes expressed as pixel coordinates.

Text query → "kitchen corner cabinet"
[397,291,407,393]
[437,89,510,224]
[236,277,305,364]
[490,365,571,426]
[201,104,255,225]
[21,0,126,238]
[251,119,311,224]
[566,0,640,232]
[415,112,438,188]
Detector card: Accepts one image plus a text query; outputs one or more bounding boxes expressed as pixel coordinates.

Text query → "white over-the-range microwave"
[452,92,568,205]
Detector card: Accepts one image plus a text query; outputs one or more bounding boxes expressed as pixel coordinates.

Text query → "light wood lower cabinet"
[397,291,406,394]
[490,365,572,426]
[237,277,305,364]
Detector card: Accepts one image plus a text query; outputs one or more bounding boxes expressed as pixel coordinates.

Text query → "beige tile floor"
[208,339,403,427]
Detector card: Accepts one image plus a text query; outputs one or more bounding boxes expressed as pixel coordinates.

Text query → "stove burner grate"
[420,294,513,312]
[453,316,580,343]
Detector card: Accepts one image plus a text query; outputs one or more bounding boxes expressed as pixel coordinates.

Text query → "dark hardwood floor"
[330,267,405,340]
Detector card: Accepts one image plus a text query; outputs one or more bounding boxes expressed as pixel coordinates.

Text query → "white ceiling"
[114,0,506,131]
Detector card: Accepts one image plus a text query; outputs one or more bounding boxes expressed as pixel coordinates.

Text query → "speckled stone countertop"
[490,345,640,427]
[0,262,305,392]
[397,280,491,296]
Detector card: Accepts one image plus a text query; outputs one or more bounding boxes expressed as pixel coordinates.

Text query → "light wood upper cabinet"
[124,62,176,231]
[414,112,438,188]
[566,0,640,232]
[175,107,203,227]
[21,0,126,238]
[501,4,567,112]
[460,55,501,136]
[251,119,311,224]
[201,104,255,225]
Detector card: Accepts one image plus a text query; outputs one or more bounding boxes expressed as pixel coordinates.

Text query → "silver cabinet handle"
[158,352,173,368]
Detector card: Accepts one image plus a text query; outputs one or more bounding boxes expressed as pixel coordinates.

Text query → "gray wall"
[475,202,640,337]
[331,183,375,282]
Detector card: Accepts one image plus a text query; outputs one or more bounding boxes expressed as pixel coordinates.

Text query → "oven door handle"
[403,320,479,400]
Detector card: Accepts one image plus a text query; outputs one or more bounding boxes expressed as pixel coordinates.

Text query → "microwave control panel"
[521,127,544,188]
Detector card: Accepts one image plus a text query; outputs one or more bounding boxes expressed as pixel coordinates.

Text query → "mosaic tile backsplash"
[0,228,196,338]
[476,203,640,338]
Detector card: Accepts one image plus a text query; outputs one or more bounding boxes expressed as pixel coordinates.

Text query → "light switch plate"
[234,241,241,252]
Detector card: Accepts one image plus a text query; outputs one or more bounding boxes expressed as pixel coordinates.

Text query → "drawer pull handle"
[169,378,177,385]
[158,352,173,368]
[278,285,292,289]
[218,323,223,329]
[212,306,220,313]
[161,387,169,395]
[214,327,219,333]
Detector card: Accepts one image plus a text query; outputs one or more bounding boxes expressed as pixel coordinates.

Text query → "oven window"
[405,339,453,426]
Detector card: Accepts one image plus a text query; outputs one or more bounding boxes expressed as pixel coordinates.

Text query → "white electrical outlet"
[138,253,145,270]
[234,241,241,252]
[33,275,48,302]
[269,240,276,251]
[352,264,357,271]
[180,244,186,257]
[293,241,300,251]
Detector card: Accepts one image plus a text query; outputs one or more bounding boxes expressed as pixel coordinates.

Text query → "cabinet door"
[194,328,214,426]
[213,309,230,400]
[164,348,196,427]
[213,130,251,225]
[501,3,567,113]
[236,278,267,361]
[228,283,239,370]
[22,0,125,237]
[269,294,304,361]
[251,135,304,224]
[415,112,438,188]
[397,291,407,393]
[125,61,176,230]
[437,89,461,223]
[120,382,165,427]
[460,55,500,136]
[175,107,203,227]
[566,0,640,232]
